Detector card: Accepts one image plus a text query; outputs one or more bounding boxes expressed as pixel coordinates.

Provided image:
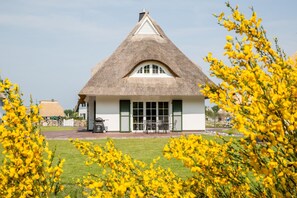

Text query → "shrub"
[201,2,297,196]
[0,79,64,197]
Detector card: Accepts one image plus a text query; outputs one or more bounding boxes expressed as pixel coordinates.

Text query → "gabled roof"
[39,100,65,117]
[79,12,213,98]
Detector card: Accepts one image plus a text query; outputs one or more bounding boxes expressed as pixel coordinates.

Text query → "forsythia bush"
[0,79,64,197]
[200,2,297,197]
[163,135,252,197]
[72,3,297,198]
[71,139,194,197]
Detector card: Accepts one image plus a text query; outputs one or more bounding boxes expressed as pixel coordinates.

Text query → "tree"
[205,106,213,121]
[211,105,220,127]
[64,109,74,118]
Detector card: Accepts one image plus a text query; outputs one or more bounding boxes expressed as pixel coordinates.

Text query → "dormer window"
[130,62,173,78]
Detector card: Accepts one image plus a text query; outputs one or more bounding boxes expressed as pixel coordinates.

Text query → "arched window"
[131,62,173,77]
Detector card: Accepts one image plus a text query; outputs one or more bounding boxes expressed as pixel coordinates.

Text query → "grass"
[0,135,231,197]
[222,128,240,135]
[49,138,192,197]
[40,126,78,132]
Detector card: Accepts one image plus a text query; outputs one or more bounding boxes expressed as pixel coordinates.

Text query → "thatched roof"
[39,100,65,117]
[79,12,213,98]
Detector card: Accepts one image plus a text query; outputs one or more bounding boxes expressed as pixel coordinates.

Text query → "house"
[39,100,65,119]
[78,103,88,120]
[78,11,213,132]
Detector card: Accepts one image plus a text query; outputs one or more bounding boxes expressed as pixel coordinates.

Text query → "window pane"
[164,116,169,123]
[152,102,156,108]
[158,102,163,108]
[164,102,168,108]
[146,102,151,108]
[164,109,168,115]
[139,102,143,108]
[137,67,143,73]
[159,109,164,116]
[153,65,158,74]
[152,109,156,116]
[133,110,137,115]
[144,65,150,73]
[133,124,137,130]
[146,109,151,116]
[160,67,165,74]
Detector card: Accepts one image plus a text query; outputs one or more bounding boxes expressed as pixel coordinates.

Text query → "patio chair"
[158,120,169,133]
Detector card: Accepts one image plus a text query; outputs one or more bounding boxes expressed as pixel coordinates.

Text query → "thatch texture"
[39,100,65,117]
[79,12,213,98]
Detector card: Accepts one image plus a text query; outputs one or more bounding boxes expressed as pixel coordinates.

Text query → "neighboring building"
[78,103,87,120]
[78,11,213,132]
[39,100,65,119]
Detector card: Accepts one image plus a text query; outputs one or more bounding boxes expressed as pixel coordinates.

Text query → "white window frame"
[131,100,170,132]
[130,61,173,78]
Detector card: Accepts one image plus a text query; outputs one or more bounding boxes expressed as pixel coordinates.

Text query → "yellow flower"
[226,35,233,41]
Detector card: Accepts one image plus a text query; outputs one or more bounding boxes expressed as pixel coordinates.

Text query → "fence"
[63,119,74,127]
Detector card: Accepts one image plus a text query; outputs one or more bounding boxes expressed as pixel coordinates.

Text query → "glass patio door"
[146,102,157,131]
[133,102,144,131]
[158,102,169,130]
[132,101,169,132]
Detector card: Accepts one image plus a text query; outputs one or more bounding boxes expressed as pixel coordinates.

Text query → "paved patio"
[41,128,229,140]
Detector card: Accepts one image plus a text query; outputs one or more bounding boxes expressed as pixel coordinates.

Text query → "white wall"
[96,97,119,131]
[63,119,74,127]
[79,104,87,120]
[182,97,205,131]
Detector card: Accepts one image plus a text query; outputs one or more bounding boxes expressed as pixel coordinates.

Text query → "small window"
[159,67,165,74]
[144,65,150,73]
[130,62,173,78]
[153,65,158,74]
[137,67,143,73]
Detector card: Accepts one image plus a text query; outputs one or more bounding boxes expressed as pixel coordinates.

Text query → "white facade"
[78,103,88,120]
[95,97,120,132]
[182,97,205,131]
[86,96,205,132]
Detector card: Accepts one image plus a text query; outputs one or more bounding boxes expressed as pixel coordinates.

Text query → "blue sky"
[0,0,296,109]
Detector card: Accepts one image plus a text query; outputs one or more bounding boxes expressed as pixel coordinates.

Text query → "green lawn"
[49,138,192,197]
[40,126,78,132]
[0,135,230,197]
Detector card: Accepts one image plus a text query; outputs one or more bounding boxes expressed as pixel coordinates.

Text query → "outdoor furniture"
[158,120,169,133]
[93,117,106,133]
[144,120,170,133]
[144,120,157,133]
